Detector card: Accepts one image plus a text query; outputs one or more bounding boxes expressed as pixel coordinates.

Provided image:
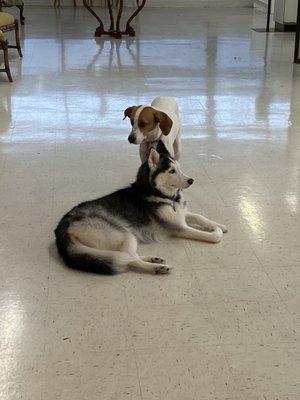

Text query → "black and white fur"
[55,143,227,275]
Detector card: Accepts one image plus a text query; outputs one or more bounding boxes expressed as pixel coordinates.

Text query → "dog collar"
[172,190,181,211]
[148,190,181,211]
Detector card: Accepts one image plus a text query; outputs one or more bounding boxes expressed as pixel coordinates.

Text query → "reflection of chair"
[0,0,25,25]
[0,11,22,82]
[0,85,12,132]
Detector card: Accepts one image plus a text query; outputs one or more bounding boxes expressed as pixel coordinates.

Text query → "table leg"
[107,0,115,32]
[114,0,123,38]
[83,0,105,37]
[83,0,147,38]
[125,0,146,37]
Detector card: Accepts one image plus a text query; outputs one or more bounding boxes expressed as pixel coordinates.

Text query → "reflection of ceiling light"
[239,195,264,238]
[285,193,297,214]
[0,297,25,385]
[0,297,24,347]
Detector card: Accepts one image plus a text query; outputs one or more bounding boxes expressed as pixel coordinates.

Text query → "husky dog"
[55,143,227,275]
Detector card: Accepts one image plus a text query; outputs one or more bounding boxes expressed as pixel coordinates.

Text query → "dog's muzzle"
[128,129,144,145]
[128,134,136,144]
[182,177,194,188]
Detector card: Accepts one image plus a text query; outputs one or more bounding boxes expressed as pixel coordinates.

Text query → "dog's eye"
[139,122,146,128]
[130,119,134,126]
[169,169,175,174]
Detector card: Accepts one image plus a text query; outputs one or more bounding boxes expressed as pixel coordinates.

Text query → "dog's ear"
[148,148,160,169]
[156,140,169,156]
[154,111,173,136]
[123,106,141,120]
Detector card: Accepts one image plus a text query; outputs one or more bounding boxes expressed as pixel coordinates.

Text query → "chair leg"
[2,43,13,82]
[17,3,25,25]
[14,19,22,57]
[54,0,60,7]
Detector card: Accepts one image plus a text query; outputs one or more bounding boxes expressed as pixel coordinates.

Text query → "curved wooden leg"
[107,0,114,31]
[83,0,105,37]
[2,42,13,82]
[14,20,22,57]
[125,0,146,37]
[53,0,60,7]
[17,3,25,25]
[115,0,123,38]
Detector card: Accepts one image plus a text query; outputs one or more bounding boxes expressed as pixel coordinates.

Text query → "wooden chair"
[0,29,12,81]
[0,11,22,82]
[0,0,25,25]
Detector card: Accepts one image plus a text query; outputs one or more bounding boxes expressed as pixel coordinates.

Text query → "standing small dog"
[124,96,182,163]
[55,142,227,275]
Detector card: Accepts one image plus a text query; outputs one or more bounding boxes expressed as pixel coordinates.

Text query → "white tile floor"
[0,5,300,400]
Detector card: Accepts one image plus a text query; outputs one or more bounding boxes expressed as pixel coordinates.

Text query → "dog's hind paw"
[218,224,228,233]
[211,227,223,243]
[154,265,171,274]
[151,256,166,264]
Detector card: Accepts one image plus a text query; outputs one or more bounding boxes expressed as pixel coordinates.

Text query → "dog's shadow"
[48,240,73,275]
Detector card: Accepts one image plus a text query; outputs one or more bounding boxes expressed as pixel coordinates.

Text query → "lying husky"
[55,143,227,275]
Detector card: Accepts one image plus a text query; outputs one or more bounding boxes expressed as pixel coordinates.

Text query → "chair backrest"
[0,28,6,41]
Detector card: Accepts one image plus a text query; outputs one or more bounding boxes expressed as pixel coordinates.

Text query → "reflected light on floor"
[285,193,298,214]
[239,196,265,238]
[0,297,25,345]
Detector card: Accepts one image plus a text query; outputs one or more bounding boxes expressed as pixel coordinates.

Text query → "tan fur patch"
[138,107,173,136]
[138,107,158,133]
[123,105,142,121]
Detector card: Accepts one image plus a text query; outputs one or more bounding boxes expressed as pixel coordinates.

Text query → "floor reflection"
[0,89,12,135]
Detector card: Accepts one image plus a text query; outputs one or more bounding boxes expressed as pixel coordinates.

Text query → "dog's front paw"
[154,265,172,274]
[218,224,228,233]
[211,227,223,243]
[151,256,166,264]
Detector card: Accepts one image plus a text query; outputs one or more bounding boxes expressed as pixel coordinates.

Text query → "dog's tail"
[54,220,118,275]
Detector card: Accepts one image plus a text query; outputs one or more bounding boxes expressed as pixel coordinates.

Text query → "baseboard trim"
[275,21,296,31]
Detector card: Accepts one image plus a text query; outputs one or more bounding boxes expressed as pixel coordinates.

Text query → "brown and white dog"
[124,96,182,163]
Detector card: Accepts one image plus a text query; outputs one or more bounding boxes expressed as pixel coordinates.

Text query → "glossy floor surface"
[1,5,300,400]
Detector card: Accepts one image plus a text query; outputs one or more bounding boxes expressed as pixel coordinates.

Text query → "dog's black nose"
[128,135,135,144]
[188,178,194,185]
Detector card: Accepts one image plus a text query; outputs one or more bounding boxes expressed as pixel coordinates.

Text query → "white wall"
[274,0,297,23]
[284,0,298,21]
[25,0,254,7]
